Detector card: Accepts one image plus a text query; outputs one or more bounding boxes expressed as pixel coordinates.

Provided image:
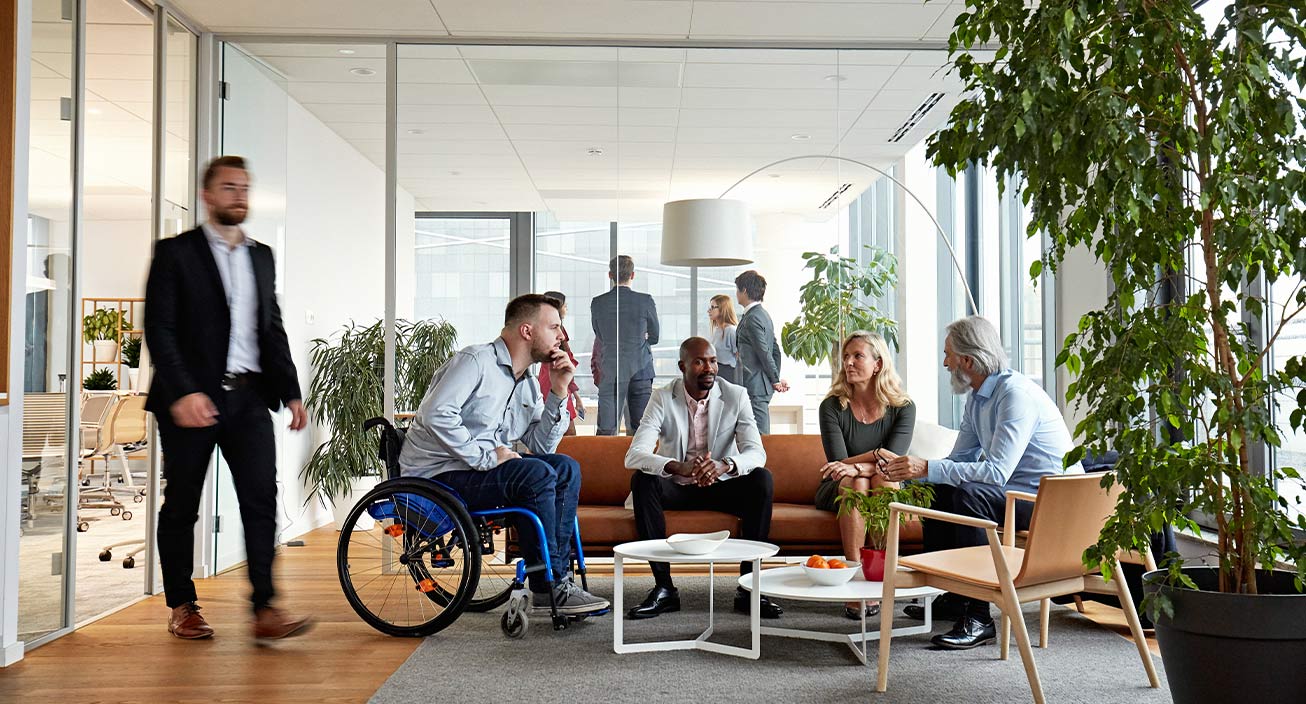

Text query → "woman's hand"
[819,460,858,480]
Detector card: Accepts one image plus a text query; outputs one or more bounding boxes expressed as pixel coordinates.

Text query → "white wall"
[1055,242,1109,434]
[896,143,943,424]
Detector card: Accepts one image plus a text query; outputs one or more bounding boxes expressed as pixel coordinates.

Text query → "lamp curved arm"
[718,154,978,316]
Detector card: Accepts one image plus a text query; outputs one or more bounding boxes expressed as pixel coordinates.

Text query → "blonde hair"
[710,294,738,328]
[827,331,911,410]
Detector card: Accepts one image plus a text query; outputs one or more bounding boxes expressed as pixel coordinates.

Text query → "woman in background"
[707,294,740,384]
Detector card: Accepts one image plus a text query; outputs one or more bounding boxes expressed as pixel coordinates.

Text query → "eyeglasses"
[708,305,719,309]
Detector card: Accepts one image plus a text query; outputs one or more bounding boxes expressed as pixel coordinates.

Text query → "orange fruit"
[805,554,829,569]
[828,559,848,569]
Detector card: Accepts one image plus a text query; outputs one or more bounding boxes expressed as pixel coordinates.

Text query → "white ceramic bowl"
[803,562,862,586]
[666,530,730,555]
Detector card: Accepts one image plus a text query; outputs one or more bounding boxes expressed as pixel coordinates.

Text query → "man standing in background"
[734,270,788,434]
[591,255,660,435]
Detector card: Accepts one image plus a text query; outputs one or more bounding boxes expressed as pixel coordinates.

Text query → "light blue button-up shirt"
[928,368,1082,493]
[399,337,568,478]
[202,223,261,374]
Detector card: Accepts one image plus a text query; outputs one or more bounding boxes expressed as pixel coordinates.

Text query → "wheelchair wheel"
[466,518,518,613]
[337,479,481,637]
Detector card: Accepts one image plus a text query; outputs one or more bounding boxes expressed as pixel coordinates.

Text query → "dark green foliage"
[781,245,898,369]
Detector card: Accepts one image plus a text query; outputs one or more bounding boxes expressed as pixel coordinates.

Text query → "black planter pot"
[1143,567,1306,704]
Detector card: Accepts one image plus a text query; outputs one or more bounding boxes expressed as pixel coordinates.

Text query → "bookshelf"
[80,298,144,392]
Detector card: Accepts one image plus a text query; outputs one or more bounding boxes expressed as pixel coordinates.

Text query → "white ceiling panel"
[682,62,895,91]
[677,107,864,129]
[237,43,389,59]
[288,82,387,104]
[172,0,449,35]
[679,87,875,110]
[431,1,694,38]
[688,2,952,40]
[398,59,479,84]
[492,106,676,127]
[399,84,494,106]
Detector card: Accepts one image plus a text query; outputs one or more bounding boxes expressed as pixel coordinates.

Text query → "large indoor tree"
[929,0,1306,597]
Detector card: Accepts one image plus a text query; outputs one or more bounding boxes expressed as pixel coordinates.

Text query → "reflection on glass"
[413,216,511,349]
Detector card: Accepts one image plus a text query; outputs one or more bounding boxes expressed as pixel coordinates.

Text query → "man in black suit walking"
[145,156,312,641]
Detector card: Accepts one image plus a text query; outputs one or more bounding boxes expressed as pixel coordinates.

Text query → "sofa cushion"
[559,435,633,506]
[768,503,843,545]
[759,434,825,504]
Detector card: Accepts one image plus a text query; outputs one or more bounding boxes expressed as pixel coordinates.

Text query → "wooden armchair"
[875,473,1160,704]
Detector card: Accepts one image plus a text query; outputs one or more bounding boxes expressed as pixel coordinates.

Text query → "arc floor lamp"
[660,154,979,316]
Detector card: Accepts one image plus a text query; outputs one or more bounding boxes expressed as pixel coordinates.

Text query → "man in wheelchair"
[399,294,609,617]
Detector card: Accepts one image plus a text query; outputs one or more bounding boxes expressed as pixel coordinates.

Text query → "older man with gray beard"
[877,316,1082,650]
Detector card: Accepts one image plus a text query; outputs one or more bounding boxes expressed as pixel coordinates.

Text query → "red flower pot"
[860,547,887,582]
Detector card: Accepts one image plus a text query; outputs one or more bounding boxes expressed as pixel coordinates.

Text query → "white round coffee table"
[613,538,779,660]
[737,565,943,665]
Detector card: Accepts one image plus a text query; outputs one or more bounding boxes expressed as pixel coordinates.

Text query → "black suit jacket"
[143,227,301,416]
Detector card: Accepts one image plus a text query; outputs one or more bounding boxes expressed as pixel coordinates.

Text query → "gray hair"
[945,316,1009,377]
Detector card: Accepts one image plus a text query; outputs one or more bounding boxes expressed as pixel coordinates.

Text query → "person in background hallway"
[145,155,313,641]
[591,255,660,436]
[624,337,782,620]
[880,315,1082,650]
[540,291,583,435]
[399,294,609,617]
[734,270,788,434]
[815,331,916,619]
[707,294,740,384]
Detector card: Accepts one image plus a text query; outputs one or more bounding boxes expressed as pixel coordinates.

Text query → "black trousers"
[922,481,1034,621]
[631,468,774,588]
[156,385,278,612]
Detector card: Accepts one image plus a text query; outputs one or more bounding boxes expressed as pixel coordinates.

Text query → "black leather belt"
[221,372,260,391]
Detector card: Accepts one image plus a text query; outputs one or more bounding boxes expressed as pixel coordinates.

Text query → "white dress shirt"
[202,223,261,374]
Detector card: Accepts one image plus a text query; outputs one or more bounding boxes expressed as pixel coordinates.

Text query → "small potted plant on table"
[837,482,935,581]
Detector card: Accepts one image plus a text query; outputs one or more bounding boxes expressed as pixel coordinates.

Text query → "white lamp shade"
[660,198,754,267]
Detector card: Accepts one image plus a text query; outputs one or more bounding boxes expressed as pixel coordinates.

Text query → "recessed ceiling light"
[337,48,356,55]
[350,67,376,77]
[407,128,425,135]
[88,107,102,115]
[824,74,847,82]
[790,133,811,141]
[587,147,604,156]
[449,170,461,176]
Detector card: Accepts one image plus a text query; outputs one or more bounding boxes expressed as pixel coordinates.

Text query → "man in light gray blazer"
[734,270,788,434]
[624,337,782,620]
[591,254,660,435]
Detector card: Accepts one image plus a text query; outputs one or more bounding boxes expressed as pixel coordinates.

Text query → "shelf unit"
[80,297,144,392]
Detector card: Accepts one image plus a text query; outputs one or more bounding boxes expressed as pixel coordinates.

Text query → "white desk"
[613,538,779,660]
[737,566,942,665]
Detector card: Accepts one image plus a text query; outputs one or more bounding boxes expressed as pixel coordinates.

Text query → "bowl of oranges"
[802,555,861,586]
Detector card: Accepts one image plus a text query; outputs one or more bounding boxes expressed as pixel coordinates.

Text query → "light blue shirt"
[928,368,1082,493]
[709,324,738,367]
[202,223,261,374]
[399,337,568,477]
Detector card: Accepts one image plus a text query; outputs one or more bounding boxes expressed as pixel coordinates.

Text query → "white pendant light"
[660,198,754,267]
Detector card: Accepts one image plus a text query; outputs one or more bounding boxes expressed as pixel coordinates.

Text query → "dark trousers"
[157,385,277,612]
[631,469,774,588]
[922,481,1034,622]
[716,364,736,384]
[749,392,773,435]
[437,454,580,593]
[597,374,653,436]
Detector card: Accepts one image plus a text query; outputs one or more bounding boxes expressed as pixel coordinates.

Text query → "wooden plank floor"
[0,526,1158,702]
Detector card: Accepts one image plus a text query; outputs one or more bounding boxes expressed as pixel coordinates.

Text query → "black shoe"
[930,615,997,650]
[734,587,783,619]
[627,586,680,620]
[904,593,965,621]
[844,603,880,620]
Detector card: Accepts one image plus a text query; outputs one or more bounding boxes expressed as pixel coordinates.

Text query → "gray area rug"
[370,576,1171,704]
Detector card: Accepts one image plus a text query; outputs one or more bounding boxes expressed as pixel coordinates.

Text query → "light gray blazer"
[624,377,767,479]
[736,303,782,400]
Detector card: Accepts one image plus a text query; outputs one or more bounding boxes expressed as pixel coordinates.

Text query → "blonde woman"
[707,294,740,384]
[815,331,916,619]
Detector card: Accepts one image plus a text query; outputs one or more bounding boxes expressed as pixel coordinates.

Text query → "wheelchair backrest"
[364,416,408,480]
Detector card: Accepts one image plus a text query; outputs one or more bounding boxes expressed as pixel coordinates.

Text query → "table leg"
[708,561,715,630]
[612,556,623,652]
[750,560,761,658]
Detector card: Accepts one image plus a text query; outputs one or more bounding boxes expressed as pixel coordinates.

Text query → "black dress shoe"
[904,593,965,621]
[733,588,783,619]
[627,586,680,619]
[843,603,880,620]
[930,615,997,650]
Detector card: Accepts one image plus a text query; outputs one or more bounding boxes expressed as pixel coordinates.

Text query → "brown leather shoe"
[252,607,315,640]
[168,602,215,639]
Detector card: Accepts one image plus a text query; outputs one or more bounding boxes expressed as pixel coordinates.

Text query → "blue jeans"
[437,454,580,593]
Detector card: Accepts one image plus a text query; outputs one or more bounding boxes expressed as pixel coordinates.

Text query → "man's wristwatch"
[722,457,738,475]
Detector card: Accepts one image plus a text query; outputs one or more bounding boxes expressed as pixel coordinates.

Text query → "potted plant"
[836,482,934,581]
[930,2,1306,701]
[121,335,142,390]
[82,308,130,363]
[302,318,457,526]
[83,367,117,392]
[781,245,898,372]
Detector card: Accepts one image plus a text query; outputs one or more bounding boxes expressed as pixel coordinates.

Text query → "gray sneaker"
[532,581,610,615]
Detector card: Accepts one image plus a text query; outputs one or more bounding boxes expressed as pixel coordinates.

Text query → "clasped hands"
[666,452,728,487]
[819,448,926,482]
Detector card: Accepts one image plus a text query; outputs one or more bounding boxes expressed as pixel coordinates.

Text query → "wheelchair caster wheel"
[502,610,527,639]
[99,550,112,562]
[77,522,89,532]
[123,556,135,569]
[121,511,132,520]
[110,507,121,517]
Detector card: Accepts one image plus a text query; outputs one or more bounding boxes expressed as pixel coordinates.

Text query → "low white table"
[613,538,779,660]
[737,565,943,665]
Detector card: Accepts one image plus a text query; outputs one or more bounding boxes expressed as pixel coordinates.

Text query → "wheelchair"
[337,417,605,638]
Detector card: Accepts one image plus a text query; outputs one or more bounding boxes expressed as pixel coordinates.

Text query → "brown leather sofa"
[559,434,924,558]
